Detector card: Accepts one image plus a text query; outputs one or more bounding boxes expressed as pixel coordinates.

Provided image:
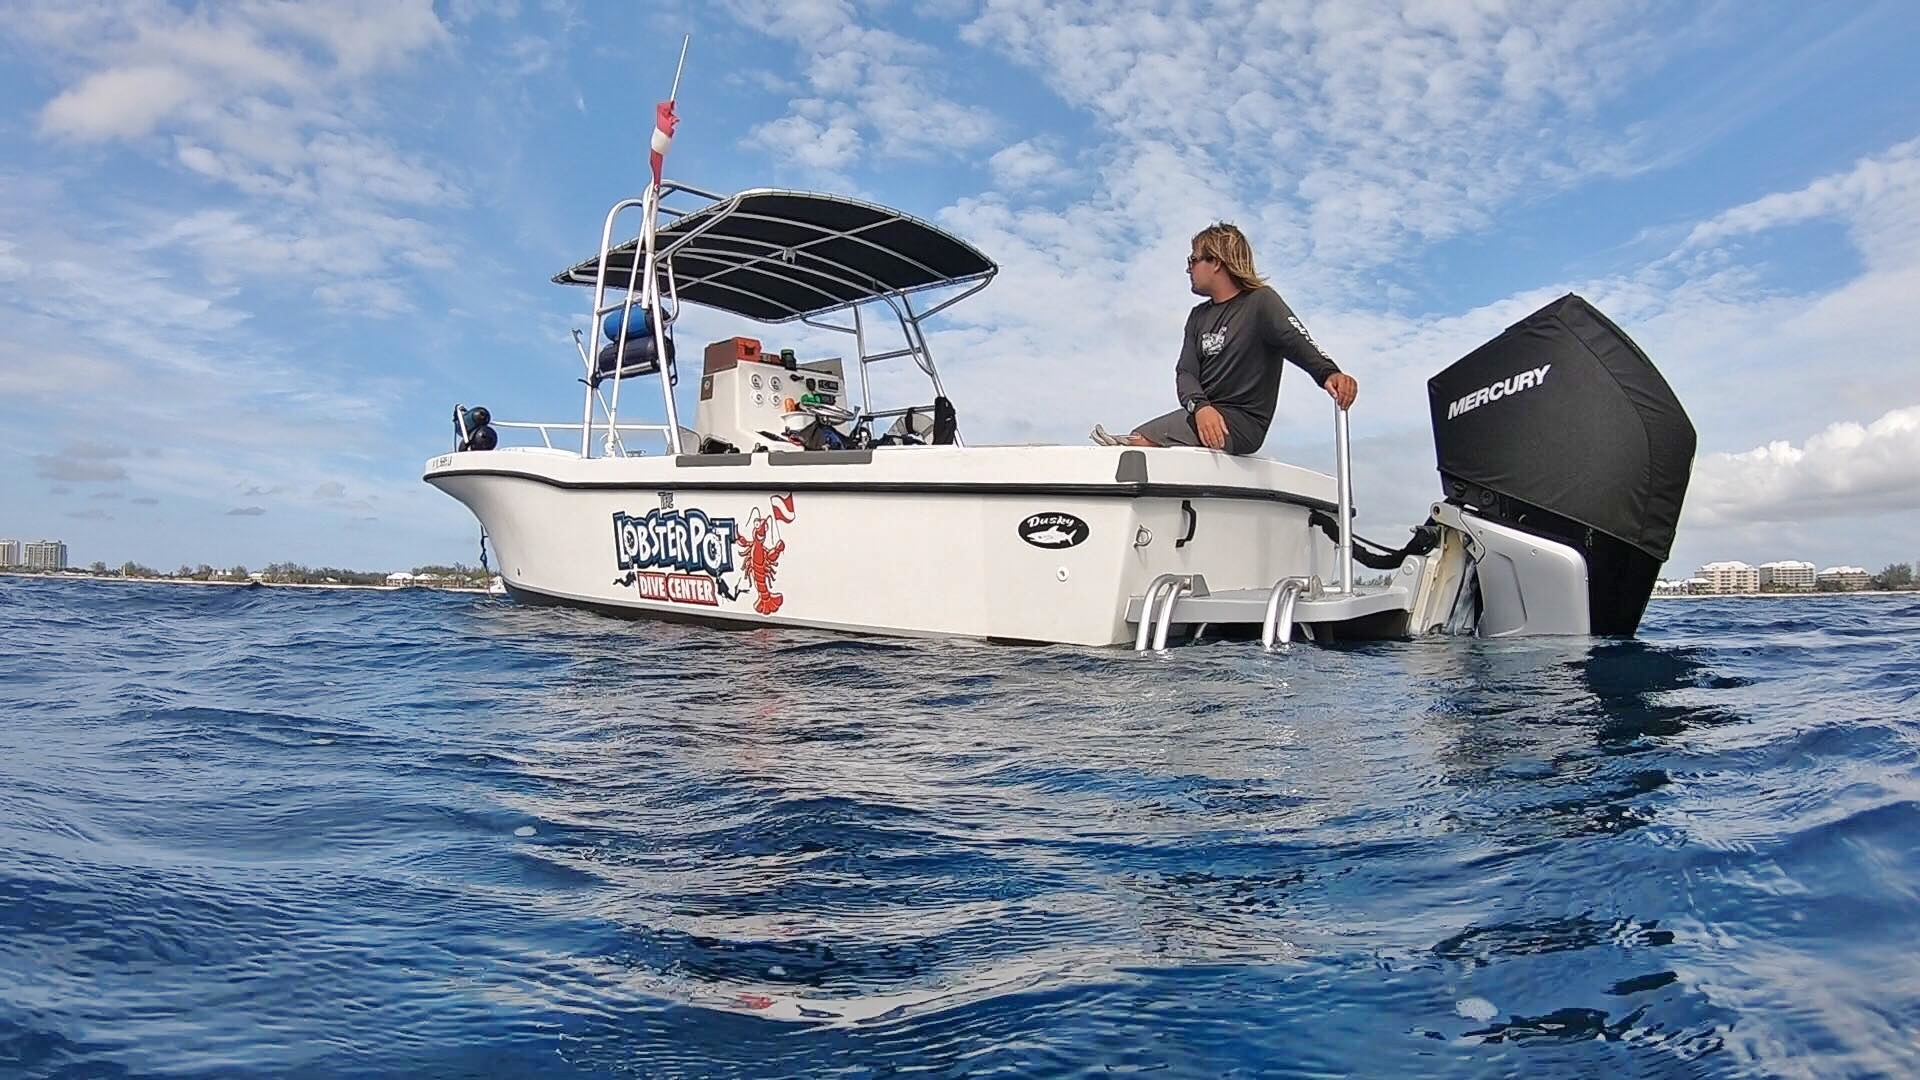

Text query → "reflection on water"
[1,579,1916,1077]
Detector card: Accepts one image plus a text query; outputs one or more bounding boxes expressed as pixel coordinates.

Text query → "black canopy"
[552,189,997,323]
[1428,294,1696,561]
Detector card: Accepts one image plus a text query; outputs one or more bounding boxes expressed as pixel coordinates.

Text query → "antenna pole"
[668,35,690,103]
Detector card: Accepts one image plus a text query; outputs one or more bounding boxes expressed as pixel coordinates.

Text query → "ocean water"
[2,577,1917,1079]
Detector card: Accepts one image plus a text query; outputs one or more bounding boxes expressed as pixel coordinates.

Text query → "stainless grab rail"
[1134,574,1181,652]
[1152,578,1193,651]
[1334,403,1354,594]
[1261,576,1309,650]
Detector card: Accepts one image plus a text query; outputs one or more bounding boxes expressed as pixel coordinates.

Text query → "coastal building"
[0,539,18,567]
[385,572,414,587]
[1818,566,1871,591]
[1652,579,1692,596]
[23,540,68,571]
[1758,560,1816,590]
[1696,561,1759,594]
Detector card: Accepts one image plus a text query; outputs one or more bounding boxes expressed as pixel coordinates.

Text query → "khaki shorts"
[1132,408,1205,448]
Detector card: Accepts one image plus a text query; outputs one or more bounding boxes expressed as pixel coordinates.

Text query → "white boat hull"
[424,445,1346,646]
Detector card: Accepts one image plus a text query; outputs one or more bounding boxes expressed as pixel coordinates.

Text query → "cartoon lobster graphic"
[734,494,795,615]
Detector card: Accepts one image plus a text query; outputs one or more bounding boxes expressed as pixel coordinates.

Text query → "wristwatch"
[1185,396,1206,415]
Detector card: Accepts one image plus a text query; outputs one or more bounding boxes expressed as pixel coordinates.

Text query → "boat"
[424,176,1696,650]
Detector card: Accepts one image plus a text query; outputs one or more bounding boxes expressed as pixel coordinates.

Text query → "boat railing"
[491,421,674,455]
[1334,401,1354,594]
[584,182,728,459]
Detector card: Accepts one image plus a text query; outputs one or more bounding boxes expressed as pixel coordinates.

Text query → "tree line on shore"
[1868,563,1915,590]
[56,561,497,588]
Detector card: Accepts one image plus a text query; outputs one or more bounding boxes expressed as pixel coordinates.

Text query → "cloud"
[314,482,348,500]
[956,0,1662,268]
[40,65,202,140]
[1675,137,1920,279]
[987,139,1069,190]
[725,0,997,168]
[130,496,160,505]
[26,1,447,144]
[747,114,865,173]
[1682,138,1920,252]
[32,448,129,483]
[312,279,418,318]
[248,0,450,76]
[227,506,267,516]
[12,0,462,310]
[1688,406,1920,527]
[65,508,112,520]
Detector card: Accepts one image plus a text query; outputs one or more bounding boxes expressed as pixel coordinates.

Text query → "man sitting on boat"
[1093,223,1359,454]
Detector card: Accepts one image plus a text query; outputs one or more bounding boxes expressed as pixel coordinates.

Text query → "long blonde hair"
[1191,222,1266,292]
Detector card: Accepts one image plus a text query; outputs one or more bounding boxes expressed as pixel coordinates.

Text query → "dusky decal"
[1019,512,1090,549]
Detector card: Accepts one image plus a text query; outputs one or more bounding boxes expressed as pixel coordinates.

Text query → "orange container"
[703,336,762,374]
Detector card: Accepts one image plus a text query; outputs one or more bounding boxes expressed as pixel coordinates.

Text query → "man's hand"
[1324,373,1358,410]
[1195,404,1229,450]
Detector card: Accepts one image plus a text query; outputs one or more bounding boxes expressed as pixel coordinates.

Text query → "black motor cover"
[1428,294,1696,635]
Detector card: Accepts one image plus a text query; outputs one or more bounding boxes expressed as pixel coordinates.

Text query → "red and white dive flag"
[650,99,678,189]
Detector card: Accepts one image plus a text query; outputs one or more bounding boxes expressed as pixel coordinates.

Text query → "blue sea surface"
[2,577,1917,1078]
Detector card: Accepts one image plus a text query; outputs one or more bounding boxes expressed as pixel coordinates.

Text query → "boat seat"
[873,397,956,446]
[932,395,956,445]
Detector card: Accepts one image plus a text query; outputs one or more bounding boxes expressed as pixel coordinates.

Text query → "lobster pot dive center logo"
[610,495,798,613]
[612,508,737,606]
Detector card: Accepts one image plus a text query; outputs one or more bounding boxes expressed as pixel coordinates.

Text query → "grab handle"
[1334,404,1353,594]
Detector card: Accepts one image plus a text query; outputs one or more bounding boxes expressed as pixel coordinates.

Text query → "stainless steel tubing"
[1334,405,1354,594]
[1151,578,1190,651]
[1135,574,1180,652]
[1260,577,1306,651]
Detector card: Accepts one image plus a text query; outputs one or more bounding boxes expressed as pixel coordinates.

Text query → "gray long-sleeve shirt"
[1175,285,1341,455]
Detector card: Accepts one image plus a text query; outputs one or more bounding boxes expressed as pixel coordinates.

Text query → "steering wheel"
[792,399,856,427]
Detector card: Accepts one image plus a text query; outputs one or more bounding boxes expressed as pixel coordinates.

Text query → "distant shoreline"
[1649,590,1913,600]
[0,570,495,595]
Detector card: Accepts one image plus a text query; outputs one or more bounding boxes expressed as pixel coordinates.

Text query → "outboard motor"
[1426,294,1695,636]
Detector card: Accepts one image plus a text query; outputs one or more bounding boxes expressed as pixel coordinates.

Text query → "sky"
[2,0,1918,578]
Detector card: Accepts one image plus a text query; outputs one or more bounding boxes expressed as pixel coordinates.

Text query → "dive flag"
[650,99,678,188]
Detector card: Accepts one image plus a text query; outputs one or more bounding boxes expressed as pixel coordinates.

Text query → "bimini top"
[551,188,997,322]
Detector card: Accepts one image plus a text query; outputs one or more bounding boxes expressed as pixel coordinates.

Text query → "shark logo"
[1019,512,1090,549]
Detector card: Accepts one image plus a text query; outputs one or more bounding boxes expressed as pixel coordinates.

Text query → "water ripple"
[2,578,1918,1077]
